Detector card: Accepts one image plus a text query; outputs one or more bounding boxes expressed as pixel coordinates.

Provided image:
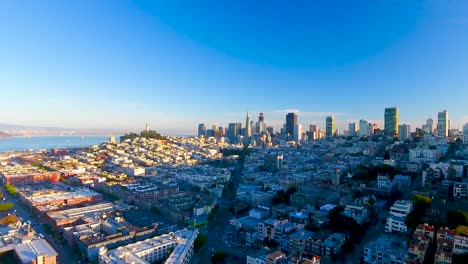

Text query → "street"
[191,151,246,264]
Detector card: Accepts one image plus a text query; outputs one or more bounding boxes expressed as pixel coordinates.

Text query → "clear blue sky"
[1,0,467,135]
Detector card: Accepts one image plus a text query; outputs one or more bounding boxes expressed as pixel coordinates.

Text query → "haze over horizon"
[1,1,467,135]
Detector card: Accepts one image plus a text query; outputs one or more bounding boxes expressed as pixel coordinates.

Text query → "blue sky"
[0,0,467,135]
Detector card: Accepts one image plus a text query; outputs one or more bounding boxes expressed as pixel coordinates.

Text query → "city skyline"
[1,1,468,135]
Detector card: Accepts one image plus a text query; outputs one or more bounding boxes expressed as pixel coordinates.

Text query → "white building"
[385,200,413,233]
[359,120,369,137]
[453,234,468,255]
[293,124,303,142]
[409,148,440,163]
[99,229,198,264]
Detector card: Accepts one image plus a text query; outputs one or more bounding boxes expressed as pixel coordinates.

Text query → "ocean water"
[0,135,110,152]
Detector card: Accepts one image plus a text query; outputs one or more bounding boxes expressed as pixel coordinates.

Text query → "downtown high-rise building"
[359,119,370,137]
[384,107,399,137]
[293,124,303,141]
[398,124,411,141]
[463,123,468,144]
[348,122,358,136]
[437,110,448,137]
[256,113,266,133]
[326,116,335,139]
[422,118,434,134]
[228,123,241,142]
[244,112,252,138]
[197,123,206,137]
[286,112,298,136]
[266,126,274,135]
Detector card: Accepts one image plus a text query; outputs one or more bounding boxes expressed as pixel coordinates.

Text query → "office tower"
[448,120,452,130]
[293,124,303,142]
[198,123,206,137]
[245,112,252,138]
[266,126,274,134]
[218,126,226,137]
[422,118,434,134]
[256,113,266,133]
[437,110,448,137]
[259,113,264,122]
[286,112,298,136]
[359,119,369,137]
[348,122,358,136]
[228,123,241,142]
[309,125,317,133]
[398,124,411,141]
[384,107,399,137]
[463,124,468,144]
[326,116,335,139]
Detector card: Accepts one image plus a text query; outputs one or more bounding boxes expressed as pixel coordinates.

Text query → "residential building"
[323,233,345,256]
[437,110,449,137]
[463,123,468,144]
[99,228,198,264]
[289,230,315,256]
[409,147,440,163]
[326,116,335,139]
[363,235,407,264]
[385,200,412,233]
[453,235,468,255]
[384,107,399,137]
[398,124,410,141]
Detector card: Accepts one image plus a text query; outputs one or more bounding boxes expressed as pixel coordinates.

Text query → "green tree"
[194,234,207,252]
[447,164,457,181]
[211,251,228,264]
[0,203,13,211]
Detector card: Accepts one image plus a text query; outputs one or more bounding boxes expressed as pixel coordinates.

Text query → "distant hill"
[0,123,124,135]
[0,131,12,139]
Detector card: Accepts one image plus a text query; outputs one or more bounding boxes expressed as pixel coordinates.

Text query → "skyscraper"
[286,112,298,136]
[244,112,252,138]
[398,124,411,141]
[463,123,468,144]
[422,118,434,134]
[198,123,206,137]
[293,124,303,141]
[326,116,335,139]
[228,123,242,142]
[437,110,448,137]
[384,107,399,137]
[348,122,358,136]
[359,119,369,137]
[256,113,266,133]
[266,126,274,135]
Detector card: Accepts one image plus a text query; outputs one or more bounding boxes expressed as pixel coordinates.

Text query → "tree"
[211,251,228,264]
[0,203,13,211]
[194,234,207,252]
[447,164,457,181]
[447,211,468,229]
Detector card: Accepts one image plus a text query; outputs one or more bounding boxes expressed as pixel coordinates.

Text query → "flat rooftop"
[14,239,58,263]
